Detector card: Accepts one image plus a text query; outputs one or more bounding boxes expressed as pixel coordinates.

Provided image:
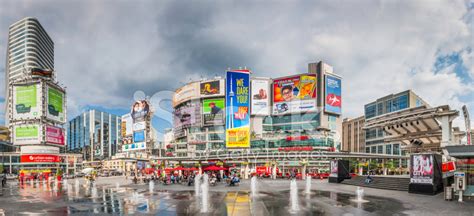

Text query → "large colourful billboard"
[174,103,201,128]
[122,142,146,151]
[131,100,150,122]
[251,79,270,115]
[325,75,342,115]
[13,124,42,145]
[202,98,225,126]
[45,125,65,145]
[200,80,223,97]
[121,114,133,137]
[226,70,250,148]
[133,130,146,143]
[272,74,317,115]
[410,154,434,184]
[46,86,66,123]
[13,84,41,120]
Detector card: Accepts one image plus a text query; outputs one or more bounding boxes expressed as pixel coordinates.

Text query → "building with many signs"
[5,17,67,173]
[165,61,343,172]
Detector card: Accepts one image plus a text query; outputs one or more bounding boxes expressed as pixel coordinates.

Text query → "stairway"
[340,176,410,191]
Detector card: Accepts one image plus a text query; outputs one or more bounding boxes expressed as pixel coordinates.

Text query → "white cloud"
[0,0,472,131]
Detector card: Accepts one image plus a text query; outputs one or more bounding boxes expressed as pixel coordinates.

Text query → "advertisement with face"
[45,125,65,145]
[174,103,201,128]
[410,154,434,184]
[46,86,66,123]
[203,98,225,126]
[251,79,270,115]
[173,82,199,107]
[330,160,338,177]
[226,70,250,148]
[131,100,150,122]
[200,80,222,97]
[14,124,42,145]
[13,84,42,120]
[273,74,317,114]
[325,75,342,115]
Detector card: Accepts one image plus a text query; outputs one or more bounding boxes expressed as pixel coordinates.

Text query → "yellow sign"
[226,127,250,148]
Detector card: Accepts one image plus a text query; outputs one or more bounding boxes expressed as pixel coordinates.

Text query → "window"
[386,144,392,155]
[365,104,376,119]
[371,146,376,153]
[377,102,383,116]
[377,146,383,154]
[366,147,370,153]
[393,144,400,155]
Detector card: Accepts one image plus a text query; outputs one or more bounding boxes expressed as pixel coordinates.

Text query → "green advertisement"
[202,98,224,125]
[48,87,64,118]
[15,85,37,114]
[202,98,224,114]
[15,126,39,138]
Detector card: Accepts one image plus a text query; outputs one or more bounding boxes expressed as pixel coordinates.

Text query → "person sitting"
[188,175,195,186]
[229,175,240,186]
[365,173,373,184]
[209,176,217,186]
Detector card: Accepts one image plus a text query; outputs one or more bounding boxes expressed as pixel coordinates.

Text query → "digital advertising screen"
[45,125,65,145]
[133,130,146,143]
[273,74,317,115]
[13,84,42,120]
[330,160,338,177]
[131,100,150,122]
[200,80,222,97]
[410,154,434,184]
[46,86,66,123]
[202,98,225,126]
[14,124,42,145]
[251,79,270,115]
[325,75,342,115]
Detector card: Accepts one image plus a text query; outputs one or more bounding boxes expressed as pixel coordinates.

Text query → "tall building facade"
[342,116,365,153]
[5,17,67,172]
[363,90,429,155]
[67,110,121,161]
[5,17,54,125]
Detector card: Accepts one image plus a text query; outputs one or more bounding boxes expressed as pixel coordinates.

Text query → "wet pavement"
[0,177,473,215]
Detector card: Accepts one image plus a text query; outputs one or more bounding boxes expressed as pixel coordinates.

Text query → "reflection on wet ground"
[0,181,408,215]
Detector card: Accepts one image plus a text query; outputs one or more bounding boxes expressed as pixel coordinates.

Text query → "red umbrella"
[203,165,225,171]
[173,167,186,171]
[187,167,199,171]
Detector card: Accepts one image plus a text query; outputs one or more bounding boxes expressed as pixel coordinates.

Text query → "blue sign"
[133,130,145,143]
[325,75,342,115]
[225,70,250,148]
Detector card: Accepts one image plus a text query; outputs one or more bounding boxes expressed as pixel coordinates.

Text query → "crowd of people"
[130,170,241,187]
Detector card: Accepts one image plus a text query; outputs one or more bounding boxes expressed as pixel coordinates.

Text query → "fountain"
[63,179,68,190]
[116,182,120,190]
[75,179,80,192]
[289,179,300,213]
[351,186,369,203]
[251,176,258,197]
[195,174,201,197]
[91,182,98,198]
[30,178,34,187]
[149,180,155,194]
[200,174,209,213]
[305,176,312,194]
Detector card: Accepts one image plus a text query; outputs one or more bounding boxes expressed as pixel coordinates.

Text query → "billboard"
[174,103,201,128]
[173,82,199,107]
[45,125,65,145]
[273,74,317,115]
[21,154,60,163]
[14,124,42,145]
[13,84,42,120]
[330,160,338,177]
[46,86,66,123]
[410,154,434,184]
[251,79,270,115]
[225,70,250,148]
[203,98,225,126]
[122,142,146,151]
[200,80,224,97]
[133,130,146,143]
[325,75,342,115]
[133,122,146,131]
[131,100,150,122]
[121,114,133,137]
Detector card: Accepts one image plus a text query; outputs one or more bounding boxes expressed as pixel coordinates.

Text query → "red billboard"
[21,154,60,163]
[46,125,65,145]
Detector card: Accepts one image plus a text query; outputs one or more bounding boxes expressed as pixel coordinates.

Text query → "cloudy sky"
[0,0,473,140]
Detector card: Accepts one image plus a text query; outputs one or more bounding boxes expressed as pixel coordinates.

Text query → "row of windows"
[263,113,319,125]
[365,93,409,119]
[365,144,400,155]
[264,122,319,132]
[251,138,334,149]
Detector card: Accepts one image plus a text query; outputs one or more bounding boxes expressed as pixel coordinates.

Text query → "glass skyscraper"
[67,110,121,161]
